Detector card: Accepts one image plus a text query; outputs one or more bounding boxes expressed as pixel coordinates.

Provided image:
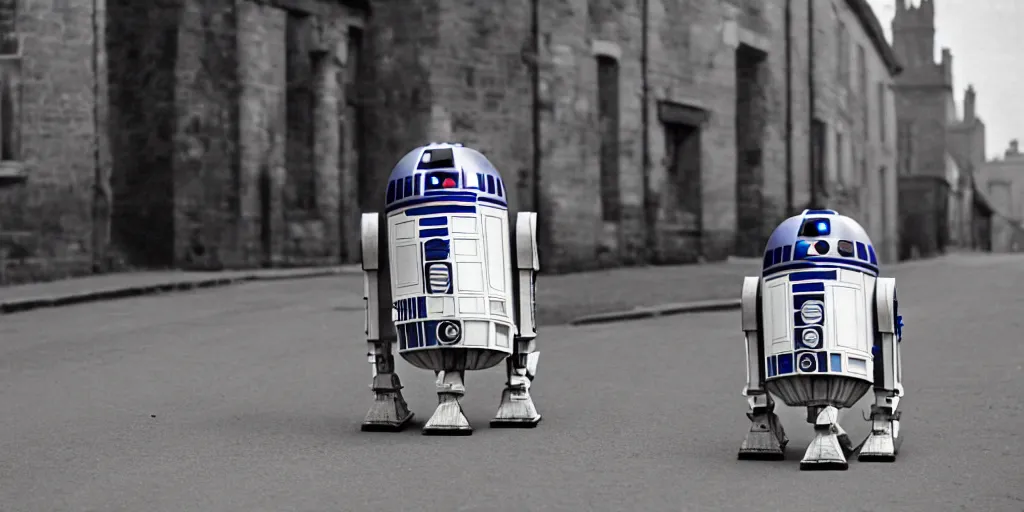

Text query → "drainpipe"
[641,0,651,258]
[784,0,793,214]
[92,0,110,272]
[529,0,545,264]
[808,0,817,209]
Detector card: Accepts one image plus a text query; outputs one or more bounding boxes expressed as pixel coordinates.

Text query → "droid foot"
[738,411,788,460]
[361,374,414,432]
[423,395,472,436]
[859,393,902,462]
[491,388,542,428]
[800,406,850,471]
[858,421,901,462]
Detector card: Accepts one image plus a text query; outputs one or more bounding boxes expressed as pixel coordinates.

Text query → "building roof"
[845,0,903,76]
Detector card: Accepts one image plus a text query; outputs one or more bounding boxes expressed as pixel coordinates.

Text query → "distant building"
[890,0,985,259]
[948,85,995,251]
[976,140,1024,253]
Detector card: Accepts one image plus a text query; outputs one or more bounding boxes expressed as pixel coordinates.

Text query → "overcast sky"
[863,0,1023,160]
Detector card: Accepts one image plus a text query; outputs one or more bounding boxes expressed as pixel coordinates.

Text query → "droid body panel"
[737,209,904,470]
[383,144,516,372]
[360,143,542,435]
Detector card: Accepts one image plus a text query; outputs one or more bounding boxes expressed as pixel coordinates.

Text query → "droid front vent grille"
[429,265,450,292]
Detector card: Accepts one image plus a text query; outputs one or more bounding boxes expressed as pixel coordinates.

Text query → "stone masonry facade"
[0,0,903,282]
[366,0,900,272]
[0,0,104,283]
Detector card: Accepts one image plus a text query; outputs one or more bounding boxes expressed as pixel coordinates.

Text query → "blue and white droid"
[359,142,541,435]
[737,209,904,470]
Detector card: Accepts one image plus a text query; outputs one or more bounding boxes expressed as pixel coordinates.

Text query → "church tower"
[891,0,959,258]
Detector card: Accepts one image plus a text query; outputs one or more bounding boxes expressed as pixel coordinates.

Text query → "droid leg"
[359,213,413,432]
[859,277,903,462]
[362,339,414,431]
[492,211,542,428]
[491,340,541,427]
[423,370,473,435]
[738,276,788,460]
[799,405,854,471]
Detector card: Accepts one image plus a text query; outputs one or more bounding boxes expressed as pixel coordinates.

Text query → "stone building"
[106,0,369,271]
[976,140,1024,253]
[948,85,994,251]
[0,0,904,282]
[0,0,104,283]
[0,0,369,283]
[890,0,983,259]
[365,0,902,271]
[808,0,901,262]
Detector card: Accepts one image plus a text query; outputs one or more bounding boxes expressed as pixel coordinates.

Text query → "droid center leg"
[860,278,903,461]
[492,338,541,427]
[800,405,855,470]
[359,213,414,432]
[422,370,473,436]
[737,276,788,460]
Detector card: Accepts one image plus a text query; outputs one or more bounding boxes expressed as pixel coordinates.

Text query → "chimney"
[964,85,976,123]
[941,48,952,83]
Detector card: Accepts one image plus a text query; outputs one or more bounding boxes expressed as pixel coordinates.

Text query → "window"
[285,11,317,212]
[837,23,849,87]
[0,0,15,55]
[0,68,19,162]
[597,55,621,222]
[836,131,845,184]
[877,82,887,143]
[345,27,363,107]
[857,45,867,94]
[812,118,828,195]
[897,121,913,175]
[858,45,868,138]
[0,0,20,171]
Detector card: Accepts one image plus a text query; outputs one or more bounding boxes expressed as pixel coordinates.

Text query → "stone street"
[0,254,1022,511]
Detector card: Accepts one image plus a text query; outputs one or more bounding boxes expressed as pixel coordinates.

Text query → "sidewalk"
[538,259,760,325]
[0,253,983,324]
[0,258,761,324]
[0,266,359,314]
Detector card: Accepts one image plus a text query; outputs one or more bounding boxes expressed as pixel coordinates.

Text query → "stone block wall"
[0,0,102,283]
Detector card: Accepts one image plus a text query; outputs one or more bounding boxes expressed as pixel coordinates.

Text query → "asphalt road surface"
[1,255,1022,511]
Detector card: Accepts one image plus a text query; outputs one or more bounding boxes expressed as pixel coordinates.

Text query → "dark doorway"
[655,121,702,263]
[596,55,621,260]
[734,44,768,256]
[107,0,177,268]
[285,11,317,216]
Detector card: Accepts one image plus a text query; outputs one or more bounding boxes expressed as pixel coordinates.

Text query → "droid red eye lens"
[442,178,456,188]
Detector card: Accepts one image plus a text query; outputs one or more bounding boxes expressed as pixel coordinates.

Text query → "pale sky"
[864,0,1023,160]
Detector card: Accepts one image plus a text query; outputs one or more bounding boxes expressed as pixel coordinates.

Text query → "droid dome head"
[760,209,878,276]
[383,142,509,212]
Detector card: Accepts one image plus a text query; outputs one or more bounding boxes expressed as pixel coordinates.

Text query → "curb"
[0,267,357,315]
[569,298,742,326]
